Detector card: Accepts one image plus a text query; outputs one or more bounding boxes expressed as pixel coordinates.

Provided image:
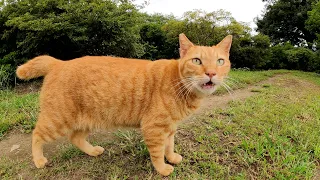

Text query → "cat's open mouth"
[201,81,214,89]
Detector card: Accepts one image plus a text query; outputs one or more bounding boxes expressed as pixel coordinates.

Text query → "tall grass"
[0,64,14,90]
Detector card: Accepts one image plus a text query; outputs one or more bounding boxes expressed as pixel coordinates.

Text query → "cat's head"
[178,33,232,96]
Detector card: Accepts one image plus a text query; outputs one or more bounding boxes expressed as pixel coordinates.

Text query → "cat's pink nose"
[205,72,216,78]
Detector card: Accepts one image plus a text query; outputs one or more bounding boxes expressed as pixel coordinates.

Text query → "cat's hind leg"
[32,129,48,168]
[69,130,104,156]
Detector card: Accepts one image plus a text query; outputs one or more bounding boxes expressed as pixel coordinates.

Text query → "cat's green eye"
[217,59,225,66]
[192,58,202,65]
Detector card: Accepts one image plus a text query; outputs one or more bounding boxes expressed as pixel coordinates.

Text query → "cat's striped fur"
[16,34,232,176]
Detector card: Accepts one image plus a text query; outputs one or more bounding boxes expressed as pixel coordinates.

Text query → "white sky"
[137,0,266,32]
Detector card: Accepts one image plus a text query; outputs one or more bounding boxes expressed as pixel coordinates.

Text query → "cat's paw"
[167,153,182,164]
[34,157,48,168]
[158,164,174,176]
[88,146,105,156]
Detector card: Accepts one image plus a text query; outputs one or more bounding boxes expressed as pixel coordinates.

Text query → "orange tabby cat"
[16,34,232,176]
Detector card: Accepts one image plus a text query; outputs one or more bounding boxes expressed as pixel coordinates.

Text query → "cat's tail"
[16,55,62,80]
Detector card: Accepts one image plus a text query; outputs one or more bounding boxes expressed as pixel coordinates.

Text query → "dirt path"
[0,75,283,162]
[188,74,282,119]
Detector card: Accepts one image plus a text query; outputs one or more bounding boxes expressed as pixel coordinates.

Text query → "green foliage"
[306,1,320,34]
[306,1,320,49]
[257,0,317,47]
[140,23,166,60]
[0,1,319,89]
[286,47,318,71]
[0,0,144,62]
[182,9,232,45]
[268,43,294,69]
[267,43,320,71]
[161,9,254,61]
[231,34,271,69]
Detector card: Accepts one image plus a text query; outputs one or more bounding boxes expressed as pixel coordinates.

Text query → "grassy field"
[1,70,320,179]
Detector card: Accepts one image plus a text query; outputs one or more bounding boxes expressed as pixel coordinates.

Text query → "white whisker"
[174,80,194,101]
[225,77,242,86]
[221,82,234,100]
[185,81,195,100]
[224,79,239,89]
[180,82,194,100]
[223,82,235,94]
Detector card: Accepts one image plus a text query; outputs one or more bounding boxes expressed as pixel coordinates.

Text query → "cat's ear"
[216,35,233,54]
[179,33,194,58]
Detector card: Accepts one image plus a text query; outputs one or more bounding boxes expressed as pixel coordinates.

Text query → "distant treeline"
[0,0,320,88]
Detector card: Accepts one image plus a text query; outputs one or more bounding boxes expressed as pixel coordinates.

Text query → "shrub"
[285,47,317,71]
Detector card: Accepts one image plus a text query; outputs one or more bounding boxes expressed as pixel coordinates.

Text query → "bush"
[285,47,317,71]
[268,44,320,72]
[268,43,294,69]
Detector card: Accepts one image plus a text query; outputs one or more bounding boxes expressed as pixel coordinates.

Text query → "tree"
[139,13,174,60]
[230,34,271,69]
[179,9,240,45]
[0,0,144,66]
[161,9,251,60]
[306,0,320,49]
[140,23,166,60]
[0,0,147,87]
[257,0,317,47]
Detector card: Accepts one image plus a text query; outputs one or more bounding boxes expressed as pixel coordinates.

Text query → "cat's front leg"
[141,125,174,176]
[165,131,182,164]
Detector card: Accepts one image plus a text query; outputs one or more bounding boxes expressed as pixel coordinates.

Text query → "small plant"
[0,64,14,89]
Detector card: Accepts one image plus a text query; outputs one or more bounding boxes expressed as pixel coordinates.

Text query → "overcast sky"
[137,0,266,32]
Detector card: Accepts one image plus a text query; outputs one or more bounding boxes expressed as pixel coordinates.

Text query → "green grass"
[0,91,39,137]
[290,70,320,86]
[229,69,288,85]
[1,70,320,179]
[178,74,320,179]
[215,69,288,94]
